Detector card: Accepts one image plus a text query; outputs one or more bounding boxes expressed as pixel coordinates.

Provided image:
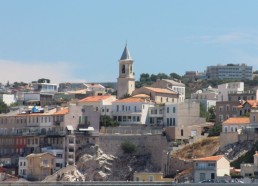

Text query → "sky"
[1,0,258,84]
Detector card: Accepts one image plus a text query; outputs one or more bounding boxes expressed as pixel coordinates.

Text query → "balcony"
[54,121,61,126]
[46,131,66,136]
[195,166,216,170]
[68,143,75,147]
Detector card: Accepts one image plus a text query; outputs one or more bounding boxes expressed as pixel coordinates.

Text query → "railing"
[195,166,216,170]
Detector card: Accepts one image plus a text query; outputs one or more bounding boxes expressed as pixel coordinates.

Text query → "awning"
[66,125,74,131]
[79,127,94,131]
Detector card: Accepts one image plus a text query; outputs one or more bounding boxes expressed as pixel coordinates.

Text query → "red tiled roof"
[223,117,250,125]
[115,97,147,103]
[246,100,258,108]
[53,108,69,115]
[132,94,150,98]
[79,95,113,103]
[0,167,7,172]
[194,155,224,162]
[145,87,177,94]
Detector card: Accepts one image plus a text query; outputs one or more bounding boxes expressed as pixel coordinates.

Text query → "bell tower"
[117,44,135,99]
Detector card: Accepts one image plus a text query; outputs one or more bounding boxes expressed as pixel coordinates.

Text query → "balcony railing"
[195,166,216,170]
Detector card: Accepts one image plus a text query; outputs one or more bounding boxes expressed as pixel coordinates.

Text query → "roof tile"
[194,155,224,162]
[223,117,250,125]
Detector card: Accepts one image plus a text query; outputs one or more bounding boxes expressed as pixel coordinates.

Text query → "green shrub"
[121,141,136,154]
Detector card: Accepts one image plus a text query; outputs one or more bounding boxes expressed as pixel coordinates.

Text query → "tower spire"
[120,43,132,60]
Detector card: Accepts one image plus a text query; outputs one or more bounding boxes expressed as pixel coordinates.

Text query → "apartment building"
[164,101,207,140]
[191,86,218,111]
[79,95,116,117]
[26,152,55,181]
[112,97,154,125]
[193,155,230,182]
[148,101,208,140]
[0,104,82,165]
[206,63,252,80]
[218,82,244,102]
[0,94,16,106]
[31,82,58,93]
[132,87,179,104]
[151,79,185,102]
[241,152,258,177]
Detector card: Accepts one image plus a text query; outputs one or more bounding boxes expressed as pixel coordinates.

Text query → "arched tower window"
[122,65,125,73]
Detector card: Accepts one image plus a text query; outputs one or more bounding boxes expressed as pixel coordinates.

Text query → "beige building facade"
[26,152,55,181]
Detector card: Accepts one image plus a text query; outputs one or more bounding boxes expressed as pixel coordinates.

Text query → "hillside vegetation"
[172,136,220,160]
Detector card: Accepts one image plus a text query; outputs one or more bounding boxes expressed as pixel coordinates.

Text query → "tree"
[100,115,119,127]
[199,102,208,120]
[208,124,222,137]
[0,100,9,114]
[170,73,182,80]
[207,106,216,122]
[38,78,50,83]
[150,74,157,82]
[121,141,136,154]
[156,73,169,80]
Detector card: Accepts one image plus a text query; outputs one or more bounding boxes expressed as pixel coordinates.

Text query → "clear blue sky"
[1,0,258,84]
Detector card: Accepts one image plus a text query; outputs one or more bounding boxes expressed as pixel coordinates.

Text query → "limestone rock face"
[44,144,156,182]
[77,145,115,181]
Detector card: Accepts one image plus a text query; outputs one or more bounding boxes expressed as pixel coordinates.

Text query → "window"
[181,129,184,136]
[167,107,169,113]
[219,106,223,112]
[149,175,154,181]
[173,107,176,113]
[122,65,125,73]
[137,116,140,122]
[226,105,230,111]
[117,105,119,112]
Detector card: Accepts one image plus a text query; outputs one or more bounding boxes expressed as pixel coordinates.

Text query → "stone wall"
[99,134,168,170]
[220,132,239,148]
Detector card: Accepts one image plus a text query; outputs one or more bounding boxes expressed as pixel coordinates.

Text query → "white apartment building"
[79,95,116,117]
[112,97,154,125]
[191,86,218,111]
[207,63,253,80]
[32,82,58,93]
[218,82,244,101]
[18,157,28,178]
[0,94,16,106]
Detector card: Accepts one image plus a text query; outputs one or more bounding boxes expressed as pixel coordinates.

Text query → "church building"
[117,44,135,99]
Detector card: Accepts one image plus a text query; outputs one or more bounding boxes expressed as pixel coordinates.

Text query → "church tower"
[117,44,135,99]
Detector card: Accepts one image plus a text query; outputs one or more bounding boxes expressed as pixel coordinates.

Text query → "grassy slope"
[172,136,220,160]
